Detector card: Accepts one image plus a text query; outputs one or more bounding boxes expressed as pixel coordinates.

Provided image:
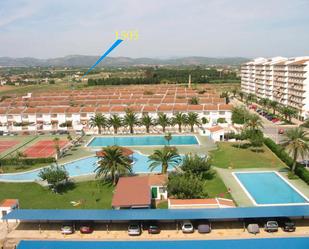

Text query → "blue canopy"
[4,205,309,221]
[16,238,309,249]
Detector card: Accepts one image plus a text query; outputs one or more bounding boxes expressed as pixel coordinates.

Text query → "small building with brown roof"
[112,175,167,209]
[0,199,19,219]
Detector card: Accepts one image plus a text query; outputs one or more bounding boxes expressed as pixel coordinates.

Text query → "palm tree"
[244,114,264,131]
[281,106,297,122]
[269,101,279,115]
[282,127,309,173]
[89,113,107,134]
[53,137,61,158]
[123,109,139,134]
[148,146,181,174]
[220,91,230,104]
[164,132,172,146]
[157,113,170,133]
[140,114,154,133]
[186,112,200,132]
[259,98,269,111]
[238,91,244,101]
[95,146,132,185]
[108,114,122,134]
[188,96,199,105]
[172,112,187,133]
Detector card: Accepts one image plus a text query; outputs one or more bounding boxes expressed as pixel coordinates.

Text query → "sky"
[0,0,308,59]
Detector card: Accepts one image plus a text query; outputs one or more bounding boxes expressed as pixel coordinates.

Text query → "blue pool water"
[87,135,199,147]
[16,238,309,249]
[235,172,309,205]
[0,152,180,182]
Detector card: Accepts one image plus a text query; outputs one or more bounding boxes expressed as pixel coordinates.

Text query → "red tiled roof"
[23,108,38,114]
[110,105,126,112]
[173,104,188,112]
[169,198,218,205]
[96,106,110,113]
[66,107,81,114]
[187,105,203,111]
[218,104,232,110]
[50,107,68,114]
[112,176,151,208]
[142,106,157,112]
[81,107,96,113]
[204,105,218,111]
[0,199,18,208]
[158,104,173,112]
[207,126,224,132]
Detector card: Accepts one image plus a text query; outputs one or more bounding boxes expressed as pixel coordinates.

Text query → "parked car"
[247,223,260,235]
[80,224,93,234]
[264,220,279,232]
[61,224,74,234]
[278,218,296,232]
[148,224,160,234]
[128,223,141,236]
[197,220,211,234]
[271,118,280,123]
[182,220,194,233]
[278,128,285,134]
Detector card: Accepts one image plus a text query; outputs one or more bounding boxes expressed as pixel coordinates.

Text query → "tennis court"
[23,140,68,158]
[0,141,19,154]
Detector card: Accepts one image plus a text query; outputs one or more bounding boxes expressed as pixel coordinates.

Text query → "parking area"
[6,219,309,241]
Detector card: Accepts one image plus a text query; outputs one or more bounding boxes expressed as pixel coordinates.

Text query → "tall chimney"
[188,74,191,88]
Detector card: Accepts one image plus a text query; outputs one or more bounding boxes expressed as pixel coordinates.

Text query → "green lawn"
[204,171,232,199]
[210,142,286,169]
[0,181,113,209]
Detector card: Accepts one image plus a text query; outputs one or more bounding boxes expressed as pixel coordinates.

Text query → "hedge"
[0,157,55,166]
[264,138,309,184]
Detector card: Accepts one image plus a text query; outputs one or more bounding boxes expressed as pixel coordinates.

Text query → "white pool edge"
[232,170,309,206]
[85,134,201,148]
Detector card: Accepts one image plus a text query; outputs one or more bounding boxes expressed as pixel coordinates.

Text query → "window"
[219,111,225,115]
[159,187,166,193]
[203,111,210,115]
[22,115,28,119]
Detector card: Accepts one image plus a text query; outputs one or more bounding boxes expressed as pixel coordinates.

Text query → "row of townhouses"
[0,86,232,133]
[241,56,309,119]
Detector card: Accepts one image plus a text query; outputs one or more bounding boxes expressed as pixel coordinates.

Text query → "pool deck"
[216,167,309,207]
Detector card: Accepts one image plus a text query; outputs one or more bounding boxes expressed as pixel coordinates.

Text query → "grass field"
[210,142,286,169]
[204,171,232,199]
[0,180,114,209]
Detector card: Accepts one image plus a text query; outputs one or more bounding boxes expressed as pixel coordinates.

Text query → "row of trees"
[232,106,309,174]
[87,68,240,86]
[244,93,299,122]
[89,110,205,134]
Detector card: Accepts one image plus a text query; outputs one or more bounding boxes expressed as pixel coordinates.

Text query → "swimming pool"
[234,171,309,205]
[0,151,181,182]
[16,238,309,249]
[87,135,199,147]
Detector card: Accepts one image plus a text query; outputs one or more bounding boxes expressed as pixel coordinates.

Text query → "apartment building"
[0,86,232,133]
[241,57,309,119]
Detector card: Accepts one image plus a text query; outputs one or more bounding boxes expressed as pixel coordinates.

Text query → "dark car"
[197,220,211,234]
[80,224,93,234]
[264,220,278,232]
[278,218,296,232]
[148,225,160,234]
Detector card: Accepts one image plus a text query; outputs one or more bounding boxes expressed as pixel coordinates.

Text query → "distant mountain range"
[0,56,249,67]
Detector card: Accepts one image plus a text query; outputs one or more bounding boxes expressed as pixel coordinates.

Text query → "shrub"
[264,138,309,184]
[0,157,55,166]
[180,154,212,179]
[167,173,207,199]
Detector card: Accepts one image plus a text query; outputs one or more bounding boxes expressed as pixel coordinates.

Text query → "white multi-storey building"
[241,57,309,119]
